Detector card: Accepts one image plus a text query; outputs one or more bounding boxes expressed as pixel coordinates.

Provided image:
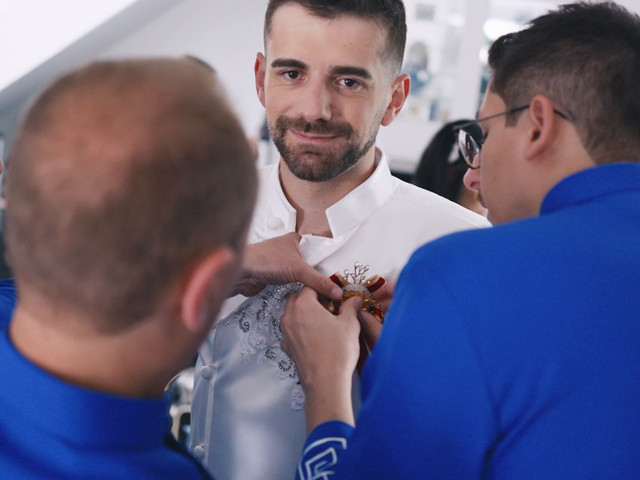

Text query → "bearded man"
[189,2,489,479]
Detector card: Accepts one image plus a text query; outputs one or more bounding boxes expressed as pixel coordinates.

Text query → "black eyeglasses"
[456,104,574,169]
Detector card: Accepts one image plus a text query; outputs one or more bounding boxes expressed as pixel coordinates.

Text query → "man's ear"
[524,94,559,161]
[255,52,267,108]
[180,247,238,334]
[381,73,410,126]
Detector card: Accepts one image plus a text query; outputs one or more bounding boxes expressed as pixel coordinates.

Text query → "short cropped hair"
[5,58,257,330]
[487,1,640,165]
[264,0,407,76]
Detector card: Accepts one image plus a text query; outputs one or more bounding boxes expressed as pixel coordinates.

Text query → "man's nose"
[296,79,332,122]
[463,163,480,192]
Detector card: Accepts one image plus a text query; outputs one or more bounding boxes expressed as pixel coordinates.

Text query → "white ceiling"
[0,0,138,91]
[0,0,181,112]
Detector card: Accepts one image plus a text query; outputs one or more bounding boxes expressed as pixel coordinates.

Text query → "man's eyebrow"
[271,58,307,70]
[331,66,372,80]
[269,60,372,81]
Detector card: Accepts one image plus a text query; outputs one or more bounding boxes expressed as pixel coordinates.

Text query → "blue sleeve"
[0,278,17,330]
[299,244,499,479]
[295,421,354,480]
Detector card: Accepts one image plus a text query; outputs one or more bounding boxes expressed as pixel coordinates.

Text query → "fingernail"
[354,297,363,309]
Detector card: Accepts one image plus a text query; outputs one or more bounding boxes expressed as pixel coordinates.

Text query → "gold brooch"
[327,262,385,320]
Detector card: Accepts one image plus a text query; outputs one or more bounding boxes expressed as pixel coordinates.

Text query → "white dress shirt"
[190,150,489,480]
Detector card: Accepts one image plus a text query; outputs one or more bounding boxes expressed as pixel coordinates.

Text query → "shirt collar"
[0,328,170,448]
[263,148,395,238]
[541,163,640,215]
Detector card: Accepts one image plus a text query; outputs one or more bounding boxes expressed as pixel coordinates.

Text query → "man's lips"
[289,129,341,143]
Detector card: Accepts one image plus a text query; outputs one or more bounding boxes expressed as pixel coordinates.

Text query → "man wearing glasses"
[280,2,640,478]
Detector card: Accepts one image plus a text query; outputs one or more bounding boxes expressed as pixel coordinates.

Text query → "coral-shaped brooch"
[327,262,386,321]
[325,262,386,373]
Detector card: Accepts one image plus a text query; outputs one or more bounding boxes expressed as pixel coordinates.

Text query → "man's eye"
[340,78,361,88]
[285,71,299,80]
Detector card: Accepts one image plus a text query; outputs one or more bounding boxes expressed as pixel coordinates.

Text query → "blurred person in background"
[413,119,487,217]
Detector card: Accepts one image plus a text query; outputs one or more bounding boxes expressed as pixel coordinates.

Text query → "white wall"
[102,0,268,136]
[0,0,268,155]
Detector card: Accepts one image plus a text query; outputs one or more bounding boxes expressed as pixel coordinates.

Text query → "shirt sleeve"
[295,421,354,480]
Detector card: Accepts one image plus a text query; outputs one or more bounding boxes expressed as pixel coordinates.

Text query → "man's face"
[256,3,395,182]
[463,89,531,225]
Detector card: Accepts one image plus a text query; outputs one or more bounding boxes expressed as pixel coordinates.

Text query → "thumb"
[339,295,363,316]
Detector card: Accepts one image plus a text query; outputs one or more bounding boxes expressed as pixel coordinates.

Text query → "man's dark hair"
[264,0,407,75]
[487,1,640,165]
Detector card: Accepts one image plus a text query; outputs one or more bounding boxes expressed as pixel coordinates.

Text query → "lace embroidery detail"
[226,283,306,410]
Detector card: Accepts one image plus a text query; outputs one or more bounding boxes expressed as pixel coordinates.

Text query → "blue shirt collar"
[541,163,640,215]
[0,328,171,448]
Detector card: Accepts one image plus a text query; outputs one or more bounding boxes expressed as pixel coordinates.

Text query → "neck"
[279,147,378,236]
[9,305,182,399]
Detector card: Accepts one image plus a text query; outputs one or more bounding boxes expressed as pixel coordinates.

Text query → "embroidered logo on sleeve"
[298,437,348,480]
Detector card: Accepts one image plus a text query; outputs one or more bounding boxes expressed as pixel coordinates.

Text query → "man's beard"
[270,116,378,182]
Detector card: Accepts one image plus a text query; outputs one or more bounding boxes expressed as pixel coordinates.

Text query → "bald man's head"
[6,58,257,330]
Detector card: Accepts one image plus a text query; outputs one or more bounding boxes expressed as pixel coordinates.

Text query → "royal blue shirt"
[298,163,640,479]
[0,327,213,479]
[0,277,16,330]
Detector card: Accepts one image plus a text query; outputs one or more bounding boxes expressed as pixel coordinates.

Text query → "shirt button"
[200,365,214,379]
[193,445,205,459]
[267,217,283,229]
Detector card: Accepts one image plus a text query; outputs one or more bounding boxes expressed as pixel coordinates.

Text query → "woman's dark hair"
[412,119,481,202]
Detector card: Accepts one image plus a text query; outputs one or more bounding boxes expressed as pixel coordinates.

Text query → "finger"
[287,231,303,242]
[371,282,394,300]
[287,287,325,318]
[240,280,267,297]
[281,289,303,332]
[359,310,383,345]
[372,282,395,312]
[339,295,363,316]
[297,267,343,300]
[298,285,320,300]
[280,339,290,356]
